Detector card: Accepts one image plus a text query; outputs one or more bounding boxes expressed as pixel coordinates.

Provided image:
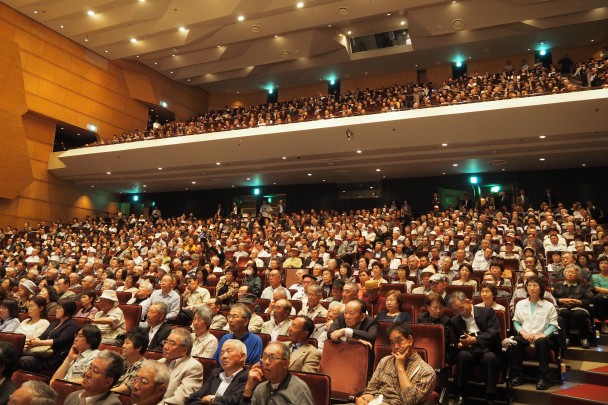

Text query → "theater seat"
[119,304,142,333]
[194,356,218,383]
[319,340,369,400]
[99,343,123,354]
[144,350,163,361]
[291,370,331,405]
[12,370,49,389]
[0,332,26,359]
[51,379,82,404]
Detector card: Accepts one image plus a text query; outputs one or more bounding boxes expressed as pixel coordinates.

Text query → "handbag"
[23,345,54,358]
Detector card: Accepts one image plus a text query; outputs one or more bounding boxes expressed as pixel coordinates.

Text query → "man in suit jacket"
[287,316,321,373]
[0,341,17,405]
[147,302,173,352]
[328,299,378,346]
[449,292,502,405]
[186,339,249,405]
[158,328,204,404]
[64,350,125,405]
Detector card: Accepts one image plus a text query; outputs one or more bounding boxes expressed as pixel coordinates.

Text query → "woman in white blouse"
[14,296,50,339]
[190,306,218,358]
[510,276,559,390]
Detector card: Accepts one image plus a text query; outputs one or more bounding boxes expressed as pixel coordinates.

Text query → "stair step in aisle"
[584,365,608,386]
[550,384,608,405]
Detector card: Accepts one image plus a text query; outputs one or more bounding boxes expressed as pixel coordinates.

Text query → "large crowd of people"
[0,189,606,404]
[85,52,608,147]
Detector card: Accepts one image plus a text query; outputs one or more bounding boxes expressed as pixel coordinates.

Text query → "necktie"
[289,343,297,353]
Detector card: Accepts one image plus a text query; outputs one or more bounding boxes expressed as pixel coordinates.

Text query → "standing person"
[240,342,314,405]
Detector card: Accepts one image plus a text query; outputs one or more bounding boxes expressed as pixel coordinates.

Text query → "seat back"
[12,370,49,389]
[116,291,133,305]
[319,340,369,400]
[144,350,163,360]
[256,298,271,313]
[291,371,331,405]
[402,294,427,311]
[118,304,142,333]
[255,333,272,349]
[0,332,26,359]
[209,328,228,342]
[51,379,82,404]
[408,324,445,370]
[380,283,406,295]
[288,299,302,314]
[99,343,123,354]
[445,284,475,299]
[194,356,218,383]
[495,310,508,340]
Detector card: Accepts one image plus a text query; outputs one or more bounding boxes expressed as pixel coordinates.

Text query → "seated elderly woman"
[553,264,595,349]
[374,290,411,324]
[511,276,559,390]
[475,282,506,312]
[190,306,219,358]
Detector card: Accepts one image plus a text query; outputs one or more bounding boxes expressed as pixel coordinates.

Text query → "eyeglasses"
[260,354,287,362]
[226,314,242,320]
[132,377,153,385]
[74,332,85,339]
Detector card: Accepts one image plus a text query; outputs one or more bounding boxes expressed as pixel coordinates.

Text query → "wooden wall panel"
[208,92,267,111]
[279,82,328,102]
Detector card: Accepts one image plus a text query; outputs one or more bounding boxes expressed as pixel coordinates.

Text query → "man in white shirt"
[261,299,292,341]
[260,270,291,300]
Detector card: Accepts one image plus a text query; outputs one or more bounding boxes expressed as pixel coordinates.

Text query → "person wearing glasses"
[186,339,250,405]
[158,328,204,404]
[240,342,313,405]
[130,360,170,405]
[50,324,102,384]
[213,304,263,365]
[64,350,125,405]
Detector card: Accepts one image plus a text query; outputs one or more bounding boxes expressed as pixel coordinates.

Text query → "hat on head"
[393,227,400,233]
[302,273,316,282]
[88,247,97,253]
[429,273,446,283]
[506,231,515,238]
[290,247,300,252]
[19,280,37,295]
[236,293,257,305]
[505,241,513,245]
[99,290,119,302]
[420,266,436,275]
[159,264,170,273]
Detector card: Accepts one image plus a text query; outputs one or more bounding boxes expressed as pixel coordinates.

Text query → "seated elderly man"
[287,316,321,373]
[186,339,250,405]
[141,274,181,324]
[51,324,102,384]
[312,301,343,351]
[553,264,595,349]
[227,294,264,333]
[64,350,125,405]
[130,360,170,405]
[158,328,204,404]
[240,342,313,405]
[146,302,173,352]
[328,299,378,347]
[261,299,292,341]
[298,284,328,319]
[214,303,263,365]
[90,290,126,345]
[356,323,436,405]
[9,380,57,405]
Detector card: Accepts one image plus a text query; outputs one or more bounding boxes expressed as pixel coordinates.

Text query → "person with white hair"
[8,380,57,405]
[130,360,170,405]
[186,339,249,405]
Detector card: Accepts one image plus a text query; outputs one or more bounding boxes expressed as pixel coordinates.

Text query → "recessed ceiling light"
[154,62,157,65]
[347,31,352,35]
[191,181,196,184]
[216,162,221,165]
[375,169,381,172]
[501,168,506,171]
[143,185,147,188]
[582,163,587,167]
[282,156,287,160]
[187,79,190,82]
[246,177,251,181]
[231,185,235,188]
[307,173,312,176]
[85,37,88,42]
[452,163,458,167]
[34,10,38,14]
[328,24,332,28]
[170,71,173,74]
[387,13,391,16]
[171,54,176,57]
[591,39,594,43]
[179,26,186,32]
[217,45,221,48]
[87,10,95,16]
[91,185,94,188]
[158,167,162,170]
[323,179,326,182]
[442,172,446,175]
[274,35,279,38]
[539,158,545,161]
[442,143,448,146]
[237,15,245,22]
[139,0,146,2]
[539,135,546,139]
[400,21,405,26]
[273,182,276,185]
[369,186,373,189]
[186,188,189,190]
[356,150,362,154]
[297,2,304,8]
[105,50,108,53]
[106,172,111,175]
[130,38,137,43]
[60,25,64,29]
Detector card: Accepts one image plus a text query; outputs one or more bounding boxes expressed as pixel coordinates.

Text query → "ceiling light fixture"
[376,169,381,172]
[539,158,545,161]
[347,31,352,35]
[297,2,304,8]
[130,38,137,43]
[442,143,448,146]
[179,26,186,32]
[307,173,312,176]
[452,163,458,167]
[216,162,221,165]
[246,177,251,181]
[356,150,362,154]
[400,21,405,26]
[282,156,287,160]
[158,167,162,170]
[539,135,546,139]
[87,10,95,16]
[106,172,111,175]
[237,15,245,22]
